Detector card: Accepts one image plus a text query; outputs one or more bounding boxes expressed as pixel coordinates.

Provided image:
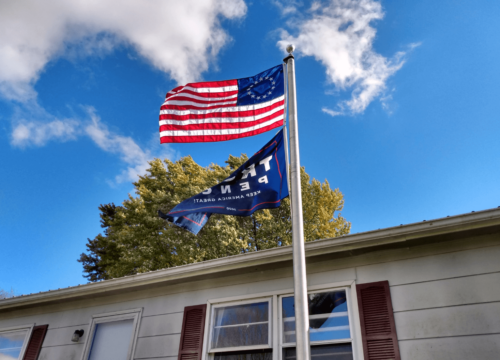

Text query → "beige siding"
[395,302,500,340]
[391,272,500,311]
[38,343,84,360]
[0,233,499,360]
[135,334,180,358]
[138,312,183,338]
[399,334,500,360]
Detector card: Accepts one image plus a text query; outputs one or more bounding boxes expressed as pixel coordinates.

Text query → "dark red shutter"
[22,325,48,360]
[356,281,401,360]
[178,304,207,360]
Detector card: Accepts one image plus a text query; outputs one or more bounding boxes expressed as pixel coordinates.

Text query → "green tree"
[79,154,350,281]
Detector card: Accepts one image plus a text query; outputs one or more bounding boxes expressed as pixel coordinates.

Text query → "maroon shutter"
[178,304,207,360]
[22,325,48,360]
[356,281,401,360]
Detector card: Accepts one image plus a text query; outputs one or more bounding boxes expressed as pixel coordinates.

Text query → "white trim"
[206,280,360,360]
[0,324,34,360]
[350,281,364,360]
[283,312,349,321]
[208,297,272,353]
[272,294,278,360]
[279,287,354,347]
[80,308,142,360]
[278,285,356,359]
[201,301,211,360]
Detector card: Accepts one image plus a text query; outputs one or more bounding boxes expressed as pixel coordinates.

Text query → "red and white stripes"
[159,79,284,143]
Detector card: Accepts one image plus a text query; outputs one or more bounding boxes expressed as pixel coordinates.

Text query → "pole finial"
[286,44,295,54]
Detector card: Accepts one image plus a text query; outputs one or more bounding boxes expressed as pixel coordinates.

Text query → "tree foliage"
[0,288,15,299]
[79,154,350,281]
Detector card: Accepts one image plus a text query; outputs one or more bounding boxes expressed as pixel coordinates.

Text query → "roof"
[1,207,500,313]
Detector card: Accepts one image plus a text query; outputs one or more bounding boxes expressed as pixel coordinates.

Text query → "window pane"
[89,319,134,360]
[282,290,350,343]
[0,330,28,360]
[212,302,269,349]
[214,349,272,360]
[283,344,353,360]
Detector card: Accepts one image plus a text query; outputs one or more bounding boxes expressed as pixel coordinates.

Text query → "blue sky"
[1,0,499,295]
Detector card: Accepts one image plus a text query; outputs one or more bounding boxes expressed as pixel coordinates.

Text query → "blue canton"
[237,65,285,106]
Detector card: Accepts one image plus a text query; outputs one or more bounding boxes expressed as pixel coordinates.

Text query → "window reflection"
[212,302,269,349]
[282,290,350,343]
[0,330,28,360]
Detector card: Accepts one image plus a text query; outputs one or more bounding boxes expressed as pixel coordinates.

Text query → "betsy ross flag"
[159,65,285,143]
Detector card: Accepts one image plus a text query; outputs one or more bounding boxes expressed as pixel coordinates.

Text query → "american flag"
[159,65,285,143]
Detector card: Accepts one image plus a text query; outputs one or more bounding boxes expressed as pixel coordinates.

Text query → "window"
[208,299,272,360]
[204,283,361,360]
[0,325,33,360]
[80,308,142,360]
[280,290,354,360]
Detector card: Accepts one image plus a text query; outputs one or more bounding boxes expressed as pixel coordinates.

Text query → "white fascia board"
[1,207,499,311]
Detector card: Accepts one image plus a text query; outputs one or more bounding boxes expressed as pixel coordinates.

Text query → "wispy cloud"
[272,0,301,16]
[0,0,247,102]
[11,106,177,184]
[277,0,417,117]
[11,119,79,147]
[321,107,343,117]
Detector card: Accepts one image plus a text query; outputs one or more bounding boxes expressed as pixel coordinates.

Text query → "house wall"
[1,232,499,360]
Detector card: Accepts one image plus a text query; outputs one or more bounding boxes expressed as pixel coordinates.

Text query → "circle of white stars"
[246,75,277,100]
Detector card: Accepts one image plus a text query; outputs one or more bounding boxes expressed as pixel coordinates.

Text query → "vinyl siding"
[0,232,499,360]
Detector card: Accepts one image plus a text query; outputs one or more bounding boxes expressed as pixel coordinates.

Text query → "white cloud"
[10,103,80,147]
[321,107,343,117]
[11,106,177,184]
[0,0,247,101]
[272,0,301,15]
[84,109,177,184]
[11,119,79,147]
[278,0,413,116]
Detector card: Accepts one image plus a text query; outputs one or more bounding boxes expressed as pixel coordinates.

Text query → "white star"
[272,81,275,85]
[263,95,267,98]
[259,77,263,81]
[249,84,253,88]
[254,81,258,84]
[251,95,255,98]
[257,96,261,99]
[272,86,275,89]
[265,76,269,79]
[268,91,272,95]
[270,77,273,80]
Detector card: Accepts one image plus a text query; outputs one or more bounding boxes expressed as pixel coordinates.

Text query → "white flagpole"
[284,45,310,360]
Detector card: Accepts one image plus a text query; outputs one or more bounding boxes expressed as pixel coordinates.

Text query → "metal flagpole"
[284,45,310,360]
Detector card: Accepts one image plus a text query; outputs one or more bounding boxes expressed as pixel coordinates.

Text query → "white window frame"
[80,308,143,360]
[202,280,364,360]
[208,297,273,353]
[0,323,34,360]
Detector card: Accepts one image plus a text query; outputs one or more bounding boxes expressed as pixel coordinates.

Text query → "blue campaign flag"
[159,129,289,235]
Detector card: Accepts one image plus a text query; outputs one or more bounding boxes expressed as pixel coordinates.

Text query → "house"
[1,207,500,360]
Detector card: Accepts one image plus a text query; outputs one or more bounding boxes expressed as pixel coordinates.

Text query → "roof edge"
[1,207,500,311]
